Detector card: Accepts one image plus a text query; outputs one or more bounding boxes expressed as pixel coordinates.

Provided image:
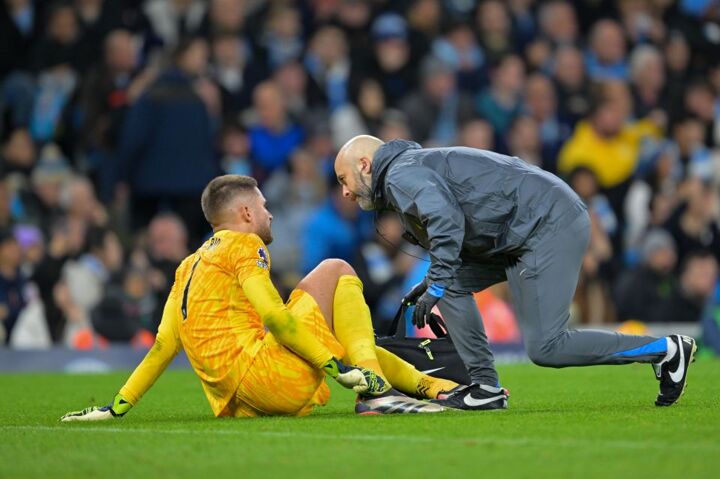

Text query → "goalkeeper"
[62,175,455,420]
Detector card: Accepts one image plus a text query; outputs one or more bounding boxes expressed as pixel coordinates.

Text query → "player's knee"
[318,258,356,277]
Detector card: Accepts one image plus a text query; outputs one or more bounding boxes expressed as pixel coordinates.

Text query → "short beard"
[353,171,375,211]
[258,225,273,245]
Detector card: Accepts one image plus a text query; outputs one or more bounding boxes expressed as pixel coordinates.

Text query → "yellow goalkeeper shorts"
[224,289,345,417]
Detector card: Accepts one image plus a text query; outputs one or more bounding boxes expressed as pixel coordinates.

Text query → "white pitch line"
[2,425,718,451]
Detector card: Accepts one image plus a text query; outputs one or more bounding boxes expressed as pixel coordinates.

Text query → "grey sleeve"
[386,166,464,287]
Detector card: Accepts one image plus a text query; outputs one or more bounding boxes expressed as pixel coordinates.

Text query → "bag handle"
[386,304,448,339]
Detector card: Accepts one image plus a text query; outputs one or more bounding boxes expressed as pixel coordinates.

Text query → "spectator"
[145,212,188,330]
[1,128,35,178]
[614,229,678,323]
[475,54,525,136]
[143,0,207,48]
[630,45,667,118]
[203,0,246,37]
[300,183,372,274]
[305,26,351,113]
[30,216,87,343]
[332,78,387,146]
[552,45,592,125]
[683,81,719,149]
[538,0,579,47]
[115,36,220,243]
[558,98,663,221]
[586,19,629,81]
[60,226,123,345]
[474,0,514,64]
[80,28,150,198]
[354,13,417,108]
[258,5,304,70]
[92,266,156,342]
[263,147,327,277]
[0,0,43,77]
[219,122,251,176]
[458,117,495,151]
[0,228,26,344]
[663,178,720,266]
[247,80,305,182]
[210,33,261,116]
[506,116,541,166]
[666,251,719,322]
[432,22,485,92]
[400,56,474,146]
[523,72,571,172]
[353,213,419,330]
[18,145,72,233]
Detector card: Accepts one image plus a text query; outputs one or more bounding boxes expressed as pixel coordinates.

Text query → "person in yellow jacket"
[61,175,456,420]
[558,100,663,189]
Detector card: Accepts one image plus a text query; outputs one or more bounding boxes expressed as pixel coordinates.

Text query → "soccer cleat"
[653,335,697,407]
[431,383,508,411]
[355,388,446,415]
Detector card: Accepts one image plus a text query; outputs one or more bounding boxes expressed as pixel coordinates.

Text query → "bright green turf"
[1,360,719,479]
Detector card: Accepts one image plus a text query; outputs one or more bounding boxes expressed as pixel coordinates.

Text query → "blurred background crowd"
[1,0,720,352]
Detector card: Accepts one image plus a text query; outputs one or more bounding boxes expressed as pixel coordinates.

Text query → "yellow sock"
[333,275,387,380]
[375,346,459,399]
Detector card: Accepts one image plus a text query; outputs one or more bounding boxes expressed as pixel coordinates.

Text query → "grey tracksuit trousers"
[437,208,664,386]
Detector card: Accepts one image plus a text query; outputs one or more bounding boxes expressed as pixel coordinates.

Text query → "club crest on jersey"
[257,247,269,269]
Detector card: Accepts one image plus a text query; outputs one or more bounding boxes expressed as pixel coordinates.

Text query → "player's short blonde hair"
[201,175,258,226]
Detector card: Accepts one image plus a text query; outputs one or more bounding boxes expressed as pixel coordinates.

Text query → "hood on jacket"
[370,139,422,200]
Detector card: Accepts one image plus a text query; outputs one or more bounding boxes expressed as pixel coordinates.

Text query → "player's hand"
[322,357,368,392]
[401,279,429,307]
[60,394,132,422]
[412,284,445,329]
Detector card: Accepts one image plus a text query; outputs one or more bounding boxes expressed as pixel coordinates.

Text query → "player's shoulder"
[210,230,265,252]
[204,230,269,267]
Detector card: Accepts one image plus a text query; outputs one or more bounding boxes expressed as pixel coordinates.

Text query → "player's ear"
[239,204,252,223]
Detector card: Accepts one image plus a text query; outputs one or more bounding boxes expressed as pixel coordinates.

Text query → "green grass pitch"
[1,360,719,479]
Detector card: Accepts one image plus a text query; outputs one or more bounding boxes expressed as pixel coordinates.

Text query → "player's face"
[336,164,375,211]
[251,190,273,244]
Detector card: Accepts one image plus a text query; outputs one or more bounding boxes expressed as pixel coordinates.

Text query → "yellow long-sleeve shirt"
[558,119,661,188]
[118,230,333,416]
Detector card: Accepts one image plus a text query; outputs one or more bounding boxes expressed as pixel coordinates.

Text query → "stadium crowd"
[1,0,719,352]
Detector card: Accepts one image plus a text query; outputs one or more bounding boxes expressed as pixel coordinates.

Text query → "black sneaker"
[431,384,508,410]
[653,335,697,407]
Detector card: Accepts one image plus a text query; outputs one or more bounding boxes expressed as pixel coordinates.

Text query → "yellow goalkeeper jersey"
[118,229,332,416]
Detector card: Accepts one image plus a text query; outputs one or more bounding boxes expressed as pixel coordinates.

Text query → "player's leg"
[375,346,459,399]
[296,259,454,403]
[295,259,386,379]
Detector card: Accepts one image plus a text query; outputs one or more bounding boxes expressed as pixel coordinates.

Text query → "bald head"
[334,135,384,210]
[336,135,384,169]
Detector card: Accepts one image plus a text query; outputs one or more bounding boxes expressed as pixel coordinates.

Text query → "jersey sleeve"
[242,274,333,369]
[119,271,184,405]
[234,234,272,285]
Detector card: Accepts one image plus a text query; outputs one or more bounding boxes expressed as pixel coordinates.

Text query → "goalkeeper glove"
[60,393,132,422]
[322,357,390,395]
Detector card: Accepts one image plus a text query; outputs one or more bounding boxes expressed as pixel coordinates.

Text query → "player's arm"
[242,274,384,393]
[60,285,183,422]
